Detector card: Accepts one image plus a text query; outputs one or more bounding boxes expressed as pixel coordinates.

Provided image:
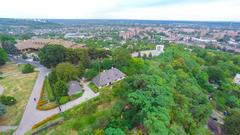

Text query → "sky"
[0,0,239,21]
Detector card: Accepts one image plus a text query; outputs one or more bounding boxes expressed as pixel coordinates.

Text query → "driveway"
[14,71,99,135]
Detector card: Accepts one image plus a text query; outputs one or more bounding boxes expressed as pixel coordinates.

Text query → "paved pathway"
[0,85,4,95]
[14,68,99,135]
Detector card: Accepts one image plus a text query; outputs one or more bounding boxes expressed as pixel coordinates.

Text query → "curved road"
[14,67,99,135]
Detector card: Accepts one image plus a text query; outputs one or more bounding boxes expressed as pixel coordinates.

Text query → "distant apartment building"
[15,38,85,53]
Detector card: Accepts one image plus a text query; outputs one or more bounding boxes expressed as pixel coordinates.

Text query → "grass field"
[0,64,38,126]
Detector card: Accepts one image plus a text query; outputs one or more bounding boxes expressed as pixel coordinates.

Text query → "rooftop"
[15,38,85,50]
[68,81,82,96]
[92,68,125,87]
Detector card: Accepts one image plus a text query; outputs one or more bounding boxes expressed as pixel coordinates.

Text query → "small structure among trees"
[131,45,164,58]
[234,73,240,85]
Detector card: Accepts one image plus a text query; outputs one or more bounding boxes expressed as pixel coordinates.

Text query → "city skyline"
[0,0,240,21]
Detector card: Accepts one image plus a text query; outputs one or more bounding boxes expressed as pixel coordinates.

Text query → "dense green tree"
[65,48,90,67]
[54,80,68,97]
[101,59,113,70]
[54,62,78,82]
[112,48,131,68]
[207,66,225,84]
[78,62,85,77]
[84,68,98,80]
[48,71,58,87]
[1,41,19,55]
[223,110,240,135]
[105,127,125,135]
[88,48,110,59]
[0,35,18,55]
[38,45,66,68]
[0,48,8,65]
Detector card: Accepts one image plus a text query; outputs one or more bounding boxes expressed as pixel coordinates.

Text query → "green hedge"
[44,77,55,101]
[59,96,70,105]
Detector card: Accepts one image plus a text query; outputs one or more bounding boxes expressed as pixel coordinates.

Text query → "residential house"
[68,81,82,96]
[92,67,126,88]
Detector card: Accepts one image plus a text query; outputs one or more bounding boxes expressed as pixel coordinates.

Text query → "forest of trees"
[40,44,239,135]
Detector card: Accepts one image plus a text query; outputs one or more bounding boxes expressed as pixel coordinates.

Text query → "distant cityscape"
[1,18,240,53]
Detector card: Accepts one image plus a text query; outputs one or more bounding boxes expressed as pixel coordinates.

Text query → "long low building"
[15,39,85,53]
[132,45,164,57]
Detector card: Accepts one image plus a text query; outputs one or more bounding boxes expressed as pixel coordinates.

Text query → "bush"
[0,95,16,106]
[59,96,70,105]
[0,103,6,117]
[21,64,34,73]
[37,100,48,106]
[105,127,125,135]
[37,102,58,110]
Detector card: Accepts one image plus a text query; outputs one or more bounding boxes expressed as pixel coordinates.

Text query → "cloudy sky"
[0,0,239,21]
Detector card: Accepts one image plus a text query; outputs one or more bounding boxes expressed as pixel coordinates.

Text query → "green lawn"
[88,82,99,93]
[0,64,38,125]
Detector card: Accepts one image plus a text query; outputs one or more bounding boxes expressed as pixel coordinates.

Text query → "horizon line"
[1,17,240,23]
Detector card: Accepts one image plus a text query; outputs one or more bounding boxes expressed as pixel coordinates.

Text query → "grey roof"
[68,81,82,96]
[92,68,126,87]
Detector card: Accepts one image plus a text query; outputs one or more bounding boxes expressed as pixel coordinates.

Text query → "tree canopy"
[38,45,66,68]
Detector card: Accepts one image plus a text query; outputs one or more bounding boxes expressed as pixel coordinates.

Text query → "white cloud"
[0,0,239,21]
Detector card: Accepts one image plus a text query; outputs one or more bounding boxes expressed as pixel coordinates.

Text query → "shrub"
[21,64,34,73]
[0,103,6,117]
[0,95,16,106]
[37,102,58,110]
[105,127,125,135]
[37,100,48,106]
[59,96,70,105]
